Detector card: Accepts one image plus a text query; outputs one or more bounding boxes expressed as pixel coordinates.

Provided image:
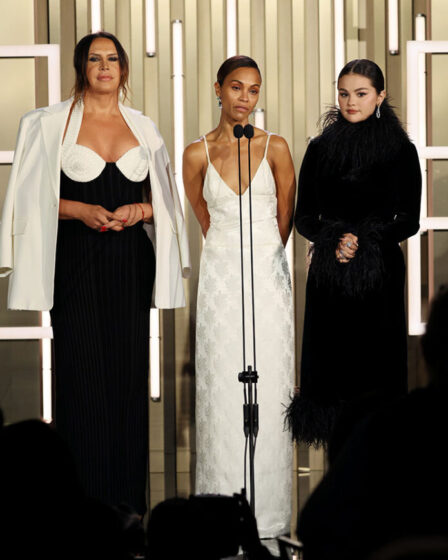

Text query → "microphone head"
[233,124,244,139]
[243,124,254,139]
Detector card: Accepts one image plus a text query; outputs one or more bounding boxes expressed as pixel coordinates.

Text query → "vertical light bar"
[227,0,237,58]
[388,0,399,54]
[254,107,265,129]
[334,0,345,103]
[146,0,156,57]
[150,309,161,401]
[91,0,102,33]
[41,311,52,422]
[172,19,185,211]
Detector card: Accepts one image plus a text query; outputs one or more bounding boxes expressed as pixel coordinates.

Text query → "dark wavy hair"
[338,58,385,93]
[216,55,261,86]
[72,31,129,104]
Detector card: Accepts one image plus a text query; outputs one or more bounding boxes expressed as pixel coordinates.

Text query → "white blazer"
[0,99,190,310]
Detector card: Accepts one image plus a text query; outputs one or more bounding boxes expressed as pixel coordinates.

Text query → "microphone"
[243,124,254,139]
[233,124,244,139]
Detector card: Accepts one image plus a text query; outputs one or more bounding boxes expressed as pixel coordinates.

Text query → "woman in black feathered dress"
[287,59,422,447]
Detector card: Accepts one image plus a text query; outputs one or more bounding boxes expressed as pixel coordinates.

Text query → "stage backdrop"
[0,0,446,520]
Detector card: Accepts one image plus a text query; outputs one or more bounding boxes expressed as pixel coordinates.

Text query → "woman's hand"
[59,199,122,231]
[336,233,359,263]
[111,203,153,229]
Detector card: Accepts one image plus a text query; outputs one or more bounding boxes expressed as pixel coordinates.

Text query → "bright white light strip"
[334,0,345,102]
[227,0,237,58]
[254,108,265,129]
[41,312,52,422]
[91,0,102,33]
[388,0,399,54]
[407,40,448,335]
[0,43,60,421]
[145,0,156,57]
[172,20,185,212]
[0,151,14,164]
[150,309,161,400]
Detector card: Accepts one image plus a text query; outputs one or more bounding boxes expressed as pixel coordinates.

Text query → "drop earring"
[376,104,381,119]
[217,96,222,108]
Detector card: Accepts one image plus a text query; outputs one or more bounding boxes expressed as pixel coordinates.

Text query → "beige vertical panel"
[211,0,225,128]
[358,0,367,59]
[345,0,359,61]
[197,0,213,135]
[264,0,278,132]
[130,0,144,111]
[34,0,49,109]
[60,1,76,100]
[103,0,116,33]
[49,0,61,44]
[277,0,293,144]
[116,0,132,103]
[75,0,89,41]
[238,0,251,56]
[251,0,265,110]
[318,0,333,113]
[304,0,320,138]
[185,0,199,143]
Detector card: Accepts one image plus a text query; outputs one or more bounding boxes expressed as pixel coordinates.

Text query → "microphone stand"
[233,124,259,515]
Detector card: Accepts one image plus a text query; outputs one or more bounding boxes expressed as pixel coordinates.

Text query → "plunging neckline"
[207,157,268,196]
[74,144,141,165]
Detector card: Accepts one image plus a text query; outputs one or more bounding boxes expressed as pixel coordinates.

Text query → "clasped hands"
[336,233,359,263]
[80,202,153,232]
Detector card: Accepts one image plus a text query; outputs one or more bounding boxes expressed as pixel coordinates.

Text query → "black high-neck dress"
[50,163,155,514]
[289,127,422,447]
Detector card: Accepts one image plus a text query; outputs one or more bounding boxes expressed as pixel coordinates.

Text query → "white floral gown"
[195,133,294,538]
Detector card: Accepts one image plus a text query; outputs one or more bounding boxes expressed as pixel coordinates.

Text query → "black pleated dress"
[50,162,155,515]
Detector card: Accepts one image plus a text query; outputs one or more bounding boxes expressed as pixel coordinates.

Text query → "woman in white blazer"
[0,32,190,515]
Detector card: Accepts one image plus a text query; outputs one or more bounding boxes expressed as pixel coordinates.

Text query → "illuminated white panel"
[0,43,61,421]
[91,0,102,33]
[388,0,399,54]
[150,308,161,401]
[172,20,185,212]
[333,0,345,102]
[227,0,237,58]
[145,0,156,57]
[253,108,265,129]
[407,40,448,335]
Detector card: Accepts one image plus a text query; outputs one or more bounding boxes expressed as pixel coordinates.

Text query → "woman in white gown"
[183,56,296,537]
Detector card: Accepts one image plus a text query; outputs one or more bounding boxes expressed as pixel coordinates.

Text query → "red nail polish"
[101,226,107,232]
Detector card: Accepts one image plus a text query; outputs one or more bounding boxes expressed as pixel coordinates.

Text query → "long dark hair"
[72,31,129,103]
[216,55,261,86]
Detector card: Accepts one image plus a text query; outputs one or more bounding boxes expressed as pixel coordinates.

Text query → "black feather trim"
[309,218,386,298]
[284,391,339,448]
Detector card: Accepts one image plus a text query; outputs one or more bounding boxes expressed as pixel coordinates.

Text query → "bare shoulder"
[183,137,207,167]
[267,133,292,155]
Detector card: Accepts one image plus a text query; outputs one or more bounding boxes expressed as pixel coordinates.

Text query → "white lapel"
[40,100,72,198]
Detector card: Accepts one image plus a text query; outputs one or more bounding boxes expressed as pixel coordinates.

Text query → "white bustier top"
[61,101,149,183]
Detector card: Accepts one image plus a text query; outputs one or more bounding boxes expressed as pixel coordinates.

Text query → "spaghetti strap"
[202,135,211,164]
[263,132,272,159]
